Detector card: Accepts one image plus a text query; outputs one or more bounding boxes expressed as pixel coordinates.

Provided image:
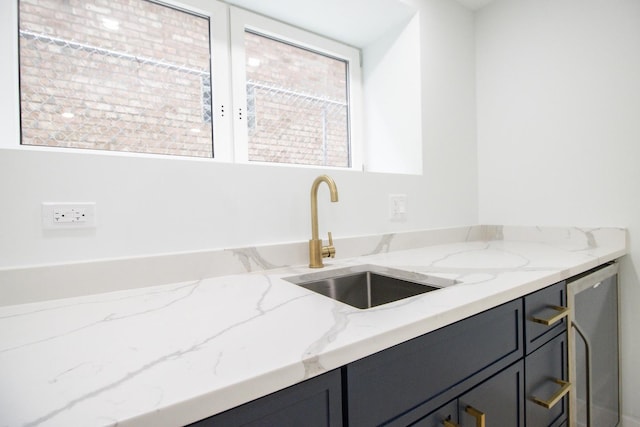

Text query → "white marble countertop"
[0,227,627,427]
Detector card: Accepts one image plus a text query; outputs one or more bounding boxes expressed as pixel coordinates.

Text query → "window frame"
[228,6,363,169]
[15,0,231,160]
[3,0,364,170]
[195,0,233,163]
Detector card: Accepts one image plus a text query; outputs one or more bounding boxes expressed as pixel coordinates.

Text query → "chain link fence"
[246,80,349,167]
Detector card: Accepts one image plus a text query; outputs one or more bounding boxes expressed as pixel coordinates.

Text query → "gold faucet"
[309,175,339,268]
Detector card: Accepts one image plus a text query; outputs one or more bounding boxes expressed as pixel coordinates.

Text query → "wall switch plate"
[389,194,408,222]
[42,202,97,229]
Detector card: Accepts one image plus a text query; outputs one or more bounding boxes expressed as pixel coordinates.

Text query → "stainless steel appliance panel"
[568,263,619,427]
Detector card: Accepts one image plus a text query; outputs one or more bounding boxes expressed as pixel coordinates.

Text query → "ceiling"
[222,0,495,47]
[224,0,417,47]
[455,0,496,10]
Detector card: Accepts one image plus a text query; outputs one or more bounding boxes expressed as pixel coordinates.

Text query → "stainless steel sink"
[284,265,455,309]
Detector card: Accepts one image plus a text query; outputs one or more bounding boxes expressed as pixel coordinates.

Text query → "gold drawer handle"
[443,419,459,427]
[532,378,571,409]
[465,406,485,427]
[531,305,569,326]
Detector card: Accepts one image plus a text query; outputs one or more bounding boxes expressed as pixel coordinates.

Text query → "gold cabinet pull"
[465,406,485,427]
[531,305,569,326]
[443,419,459,427]
[532,378,571,409]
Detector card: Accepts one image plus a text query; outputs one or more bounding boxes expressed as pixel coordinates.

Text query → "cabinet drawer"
[190,369,342,427]
[525,281,567,354]
[525,332,568,427]
[347,299,523,427]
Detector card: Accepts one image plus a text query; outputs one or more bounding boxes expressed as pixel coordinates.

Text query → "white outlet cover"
[42,202,97,229]
[389,194,408,222]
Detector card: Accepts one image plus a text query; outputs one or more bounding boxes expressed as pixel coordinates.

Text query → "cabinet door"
[410,401,458,427]
[525,281,567,354]
[347,300,523,426]
[458,361,524,427]
[190,369,342,427]
[526,332,568,427]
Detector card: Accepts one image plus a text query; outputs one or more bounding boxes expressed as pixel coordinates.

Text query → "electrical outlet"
[42,202,97,229]
[389,194,408,222]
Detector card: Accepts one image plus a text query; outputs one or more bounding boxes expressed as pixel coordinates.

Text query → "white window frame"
[0,0,21,149]
[2,0,364,170]
[180,0,234,163]
[229,6,363,169]
[3,0,233,161]
[190,0,233,162]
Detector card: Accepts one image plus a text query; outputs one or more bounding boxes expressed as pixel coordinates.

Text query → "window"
[230,7,362,169]
[243,31,350,167]
[18,0,215,158]
[16,0,362,169]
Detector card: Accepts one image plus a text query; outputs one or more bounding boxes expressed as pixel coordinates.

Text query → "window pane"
[244,31,350,167]
[18,0,213,158]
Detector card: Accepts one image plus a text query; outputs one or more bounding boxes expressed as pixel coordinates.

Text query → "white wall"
[363,13,423,174]
[0,0,478,268]
[476,0,640,424]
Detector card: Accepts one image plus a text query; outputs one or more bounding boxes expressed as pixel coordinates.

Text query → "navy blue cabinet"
[346,280,568,427]
[194,281,569,427]
[346,299,524,426]
[190,368,343,427]
[526,332,569,427]
[525,281,567,354]
[411,361,525,427]
[524,280,570,427]
[458,360,525,426]
[410,401,458,427]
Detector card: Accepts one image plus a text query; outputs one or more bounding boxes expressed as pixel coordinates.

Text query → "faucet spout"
[309,175,339,268]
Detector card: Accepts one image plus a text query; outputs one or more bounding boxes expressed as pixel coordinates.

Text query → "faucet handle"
[322,232,336,258]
